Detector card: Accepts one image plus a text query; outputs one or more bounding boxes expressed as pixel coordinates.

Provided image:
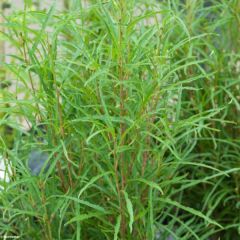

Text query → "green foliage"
[0,0,239,239]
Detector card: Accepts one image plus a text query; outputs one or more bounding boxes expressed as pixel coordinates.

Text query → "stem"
[118,0,127,237]
[46,39,73,190]
[20,32,43,122]
[55,68,73,190]
[39,181,53,240]
[0,2,5,85]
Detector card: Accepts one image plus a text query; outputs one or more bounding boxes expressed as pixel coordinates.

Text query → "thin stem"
[118,0,127,237]
[20,32,43,122]
[39,181,53,240]
[0,3,5,85]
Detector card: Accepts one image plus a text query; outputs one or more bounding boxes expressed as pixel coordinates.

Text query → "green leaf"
[114,215,121,240]
[78,172,112,198]
[64,212,106,226]
[130,178,164,195]
[159,198,223,228]
[123,191,134,233]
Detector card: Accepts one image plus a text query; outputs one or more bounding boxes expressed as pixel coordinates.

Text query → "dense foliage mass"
[0,0,239,239]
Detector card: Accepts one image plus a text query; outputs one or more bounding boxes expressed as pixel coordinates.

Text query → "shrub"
[0,0,239,239]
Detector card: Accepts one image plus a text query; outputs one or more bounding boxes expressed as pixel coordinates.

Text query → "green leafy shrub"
[0,0,239,239]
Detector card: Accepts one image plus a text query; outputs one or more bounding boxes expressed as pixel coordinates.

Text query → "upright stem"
[39,181,53,240]
[0,1,7,85]
[119,2,125,190]
[118,0,127,237]
[47,41,73,190]
[21,4,44,122]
